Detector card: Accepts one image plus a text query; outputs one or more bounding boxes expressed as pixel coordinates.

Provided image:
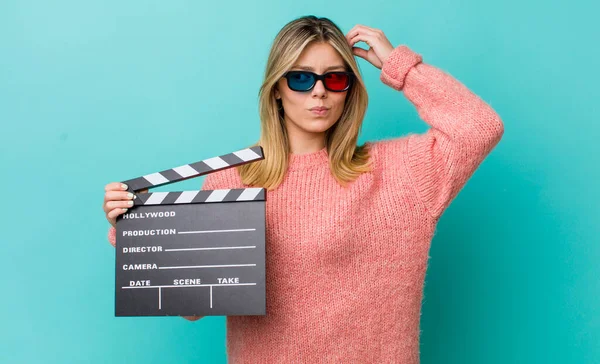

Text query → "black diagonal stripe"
[250,146,264,158]
[188,161,213,175]
[161,169,185,183]
[220,153,245,166]
[160,191,183,205]
[191,190,213,204]
[255,188,266,201]
[223,188,244,202]
[134,192,152,205]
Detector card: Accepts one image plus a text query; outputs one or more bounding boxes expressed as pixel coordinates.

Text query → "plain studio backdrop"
[1,1,598,363]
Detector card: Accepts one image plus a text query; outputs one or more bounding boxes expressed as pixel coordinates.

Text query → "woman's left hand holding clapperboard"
[103,183,202,322]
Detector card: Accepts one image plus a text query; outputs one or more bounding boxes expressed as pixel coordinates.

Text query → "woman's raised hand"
[103,182,148,228]
[346,24,395,69]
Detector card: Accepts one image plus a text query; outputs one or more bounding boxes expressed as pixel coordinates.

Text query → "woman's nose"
[311,79,327,97]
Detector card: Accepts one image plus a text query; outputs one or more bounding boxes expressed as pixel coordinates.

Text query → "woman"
[103,15,504,363]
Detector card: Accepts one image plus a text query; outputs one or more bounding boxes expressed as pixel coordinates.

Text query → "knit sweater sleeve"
[379,45,505,219]
[106,168,237,246]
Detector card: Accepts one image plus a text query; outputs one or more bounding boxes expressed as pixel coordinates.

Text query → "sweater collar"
[287,146,329,171]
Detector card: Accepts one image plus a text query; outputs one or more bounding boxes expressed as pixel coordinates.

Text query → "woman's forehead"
[293,42,345,71]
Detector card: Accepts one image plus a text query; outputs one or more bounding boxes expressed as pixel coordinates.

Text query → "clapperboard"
[114,146,266,317]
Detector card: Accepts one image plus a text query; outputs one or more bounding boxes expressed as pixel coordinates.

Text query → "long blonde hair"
[238,15,373,190]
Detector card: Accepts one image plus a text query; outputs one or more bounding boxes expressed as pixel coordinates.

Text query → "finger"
[356,24,380,33]
[104,190,136,203]
[347,24,372,38]
[363,26,383,35]
[105,182,129,192]
[347,26,378,44]
[352,46,369,60]
[105,199,135,210]
[182,315,202,321]
[107,207,129,220]
[350,33,377,48]
[346,25,369,43]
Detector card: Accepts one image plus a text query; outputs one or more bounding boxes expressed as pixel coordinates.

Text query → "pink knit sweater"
[108,44,504,363]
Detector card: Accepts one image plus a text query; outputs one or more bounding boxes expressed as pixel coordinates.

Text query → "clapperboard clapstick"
[115,146,267,317]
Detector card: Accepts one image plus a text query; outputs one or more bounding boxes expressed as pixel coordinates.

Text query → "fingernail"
[127,192,134,199]
[122,208,128,212]
[127,200,134,206]
[121,183,128,190]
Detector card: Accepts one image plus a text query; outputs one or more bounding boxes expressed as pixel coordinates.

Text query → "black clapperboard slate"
[115,146,266,317]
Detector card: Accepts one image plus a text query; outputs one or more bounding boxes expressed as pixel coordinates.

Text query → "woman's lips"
[310,108,329,116]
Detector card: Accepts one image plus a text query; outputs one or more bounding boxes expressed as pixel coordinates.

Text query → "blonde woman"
[103,15,504,363]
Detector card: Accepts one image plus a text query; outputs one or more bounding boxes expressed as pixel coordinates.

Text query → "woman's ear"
[274,88,280,99]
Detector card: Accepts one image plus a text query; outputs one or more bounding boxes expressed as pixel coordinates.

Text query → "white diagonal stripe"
[172,164,199,178]
[145,192,169,205]
[237,188,262,201]
[203,156,229,170]
[175,191,199,204]
[143,172,169,185]
[233,148,261,162]
[205,189,230,202]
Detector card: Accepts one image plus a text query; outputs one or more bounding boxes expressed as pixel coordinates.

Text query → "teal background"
[1,1,598,363]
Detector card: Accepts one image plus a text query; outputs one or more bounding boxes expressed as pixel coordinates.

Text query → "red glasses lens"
[324,73,350,91]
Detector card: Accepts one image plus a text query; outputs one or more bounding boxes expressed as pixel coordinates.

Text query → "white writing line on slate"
[177,228,256,234]
[165,246,256,252]
[159,264,256,270]
[122,283,257,289]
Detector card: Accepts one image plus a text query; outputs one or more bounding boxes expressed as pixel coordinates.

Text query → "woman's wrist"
[108,225,117,247]
[380,45,423,91]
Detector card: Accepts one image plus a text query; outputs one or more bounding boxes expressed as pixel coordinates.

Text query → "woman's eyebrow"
[291,65,346,71]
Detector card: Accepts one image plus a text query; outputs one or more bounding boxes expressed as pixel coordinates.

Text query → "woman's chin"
[302,118,335,132]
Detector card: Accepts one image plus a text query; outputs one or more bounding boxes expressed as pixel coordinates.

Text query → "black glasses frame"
[282,71,354,92]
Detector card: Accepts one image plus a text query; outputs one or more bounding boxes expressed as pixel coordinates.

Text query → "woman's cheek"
[333,100,345,118]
